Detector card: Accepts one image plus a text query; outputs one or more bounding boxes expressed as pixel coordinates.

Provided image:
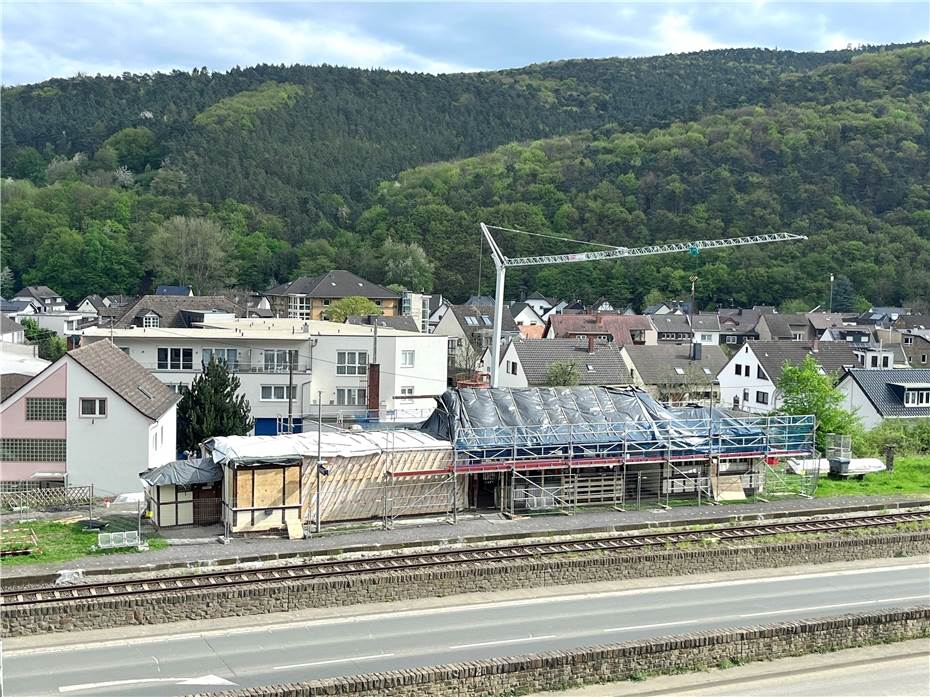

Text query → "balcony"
[146,359,312,374]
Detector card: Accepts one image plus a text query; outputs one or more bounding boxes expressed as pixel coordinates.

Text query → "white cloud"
[653,12,724,54]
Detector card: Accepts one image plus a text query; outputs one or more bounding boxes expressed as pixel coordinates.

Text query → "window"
[481,315,492,326]
[400,386,414,401]
[903,336,914,346]
[79,398,107,417]
[142,314,160,328]
[882,355,890,368]
[464,316,479,326]
[336,388,367,406]
[448,338,457,356]
[743,389,750,403]
[756,366,767,380]
[792,332,804,341]
[726,335,737,344]
[336,351,368,375]
[870,355,878,368]
[117,346,130,355]
[401,350,415,368]
[507,360,518,375]
[700,334,712,342]
[756,391,770,405]
[167,383,187,394]
[735,364,742,376]
[260,385,296,401]
[287,296,310,320]
[203,348,238,369]
[922,354,927,364]
[263,349,294,373]
[25,398,66,421]
[702,368,712,375]
[586,364,595,373]
[674,367,685,375]
[0,438,66,461]
[157,347,193,370]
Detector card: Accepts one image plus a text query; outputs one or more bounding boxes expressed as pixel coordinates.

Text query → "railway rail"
[3,510,928,607]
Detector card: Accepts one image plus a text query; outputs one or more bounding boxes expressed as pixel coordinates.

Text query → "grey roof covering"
[450,303,518,340]
[0,299,35,313]
[806,312,848,331]
[140,457,221,486]
[0,314,22,335]
[428,294,446,313]
[652,314,692,334]
[760,313,808,339]
[546,314,652,345]
[509,302,537,320]
[0,374,31,402]
[896,314,930,330]
[13,286,61,301]
[70,340,180,420]
[80,294,107,312]
[114,295,245,328]
[465,295,496,306]
[842,368,930,419]
[104,294,137,307]
[747,341,858,382]
[690,313,721,333]
[717,308,762,335]
[155,285,191,296]
[266,270,399,300]
[511,339,630,386]
[623,344,727,385]
[347,314,419,332]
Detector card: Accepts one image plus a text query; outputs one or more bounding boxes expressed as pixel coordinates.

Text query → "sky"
[3,1,928,86]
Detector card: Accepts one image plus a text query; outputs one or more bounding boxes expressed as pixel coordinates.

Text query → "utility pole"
[287,355,294,434]
[315,391,324,534]
[829,273,835,313]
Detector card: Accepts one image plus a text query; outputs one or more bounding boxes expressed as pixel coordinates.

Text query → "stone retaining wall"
[191,607,930,697]
[4,531,929,636]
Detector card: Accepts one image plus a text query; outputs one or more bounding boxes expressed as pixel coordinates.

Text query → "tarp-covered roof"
[140,457,222,486]
[205,429,451,466]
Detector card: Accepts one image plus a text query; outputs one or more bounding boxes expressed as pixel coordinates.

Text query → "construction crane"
[480,223,807,387]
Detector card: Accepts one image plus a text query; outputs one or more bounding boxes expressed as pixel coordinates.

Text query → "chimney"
[587,335,595,354]
[691,342,702,360]
[811,339,820,353]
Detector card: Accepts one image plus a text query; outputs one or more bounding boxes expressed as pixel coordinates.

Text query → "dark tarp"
[140,457,222,486]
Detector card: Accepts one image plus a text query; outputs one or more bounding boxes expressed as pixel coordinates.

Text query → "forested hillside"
[2,43,928,308]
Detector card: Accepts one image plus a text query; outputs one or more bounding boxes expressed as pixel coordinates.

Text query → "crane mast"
[481,223,807,387]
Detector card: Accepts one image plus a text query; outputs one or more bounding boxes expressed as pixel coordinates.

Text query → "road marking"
[738,595,929,618]
[58,675,235,693]
[9,563,926,657]
[449,634,557,649]
[273,653,395,671]
[603,619,701,633]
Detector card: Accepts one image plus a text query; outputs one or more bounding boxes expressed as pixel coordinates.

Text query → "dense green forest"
[2,43,928,309]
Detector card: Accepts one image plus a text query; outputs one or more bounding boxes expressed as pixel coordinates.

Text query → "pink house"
[0,341,179,495]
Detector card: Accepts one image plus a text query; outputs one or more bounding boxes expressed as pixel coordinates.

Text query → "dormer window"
[142,313,160,328]
[904,390,930,407]
[903,336,914,346]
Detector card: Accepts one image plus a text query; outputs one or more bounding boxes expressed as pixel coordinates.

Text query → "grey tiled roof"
[842,368,930,419]
[70,340,179,420]
[746,341,858,382]
[717,308,762,335]
[0,313,22,335]
[450,304,518,337]
[623,344,727,385]
[805,312,848,331]
[13,286,61,301]
[0,374,31,402]
[266,271,399,300]
[896,314,930,330]
[80,294,108,312]
[114,295,245,328]
[512,339,630,386]
[690,313,720,333]
[652,314,692,334]
[347,314,419,332]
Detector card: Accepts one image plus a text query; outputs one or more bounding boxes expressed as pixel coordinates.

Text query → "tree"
[0,266,14,297]
[831,274,856,312]
[776,355,860,451]
[546,361,580,387]
[102,127,159,171]
[19,317,66,361]
[379,240,434,293]
[11,147,46,185]
[148,216,237,294]
[177,358,253,454]
[326,296,382,323]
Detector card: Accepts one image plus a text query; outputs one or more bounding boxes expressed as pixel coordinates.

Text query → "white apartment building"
[80,318,448,435]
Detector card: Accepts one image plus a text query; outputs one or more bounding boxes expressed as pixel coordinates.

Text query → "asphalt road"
[4,563,928,697]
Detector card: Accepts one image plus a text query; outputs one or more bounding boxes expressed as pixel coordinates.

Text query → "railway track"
[3,510,928,607]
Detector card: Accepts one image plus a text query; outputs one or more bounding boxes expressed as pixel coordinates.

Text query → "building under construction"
[205,386,815,533]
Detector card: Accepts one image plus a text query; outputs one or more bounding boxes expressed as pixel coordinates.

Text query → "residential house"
[901,331,930,368]
[643,300,691,315]
[33,312,98,344]
[1,314,24,344]
[12,286,66,313]
[545,314,656,346]
[690,314,721,345]
[717,308,762,347]
[652,314,693,344]
[112,295,245,329]
[265,270,400,320]
[427,295,451,333]
[510,302,544,328]
[155,285,194,296]
[217,289,274,318]
[756,312,810,341]
[493,338,631,388]
[434,304,518,377]
[717,341,858,413]
[837,368,930,429]
[620,343,727,404]
[0,340,178,494]
[0,298,39,320]
[895,314,930,331]
[400,290,432,333]
[76,294,108,316]
[857,307,911,328]
[80,317,448,434]
[523,291,555,319]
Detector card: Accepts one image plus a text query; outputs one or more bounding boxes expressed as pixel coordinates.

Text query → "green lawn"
[815,455,930,498]
[0,520,167,567]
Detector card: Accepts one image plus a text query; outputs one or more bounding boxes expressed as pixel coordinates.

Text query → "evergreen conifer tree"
[177,358,253,454]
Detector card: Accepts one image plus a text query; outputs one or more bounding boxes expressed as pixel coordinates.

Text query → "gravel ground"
[3,494,927,580]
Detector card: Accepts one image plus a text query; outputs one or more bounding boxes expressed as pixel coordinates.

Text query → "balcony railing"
[142,360,312,374]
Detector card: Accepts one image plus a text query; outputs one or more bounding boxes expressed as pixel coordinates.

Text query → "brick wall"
[4,531,929,636]
[189,607,930,697]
